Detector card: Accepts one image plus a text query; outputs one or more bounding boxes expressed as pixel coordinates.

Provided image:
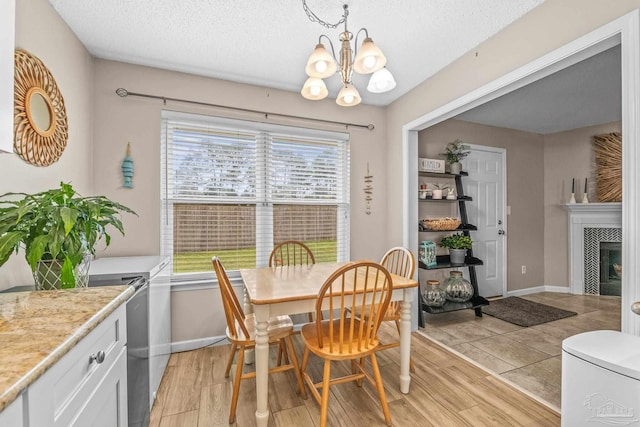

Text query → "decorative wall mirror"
[14,49,68,166]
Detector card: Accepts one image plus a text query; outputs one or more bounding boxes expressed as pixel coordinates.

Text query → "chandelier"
[300,2,396,107]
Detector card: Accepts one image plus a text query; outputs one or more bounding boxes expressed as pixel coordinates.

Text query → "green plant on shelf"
[439,233,472,249]
[440,139,470,164]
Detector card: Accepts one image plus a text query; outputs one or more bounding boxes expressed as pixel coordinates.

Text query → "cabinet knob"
[632,302,640,315]
[498,229,505,235]
[89,350,106,364]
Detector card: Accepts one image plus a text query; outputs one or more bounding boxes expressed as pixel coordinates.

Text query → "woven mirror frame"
[14,49,68,166]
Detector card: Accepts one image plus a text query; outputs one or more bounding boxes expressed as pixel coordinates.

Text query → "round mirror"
[26,88,54,136]
[14,49,68,166]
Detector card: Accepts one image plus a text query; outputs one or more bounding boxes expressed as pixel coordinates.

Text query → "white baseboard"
[506,285,570,297]
[171,336,228,353]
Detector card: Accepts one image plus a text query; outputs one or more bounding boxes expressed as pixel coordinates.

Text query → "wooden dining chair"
[212,256,306,424]
[347,247,416,372]
[377,246,416,372]
[269,240,316,268]
[299,261,394,427]
[269,240,316,365]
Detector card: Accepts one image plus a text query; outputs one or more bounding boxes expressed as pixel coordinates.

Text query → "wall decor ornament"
[122,142,134,188]
[364,162,372,215]
[13,49,68,166]
[593,132,622,202]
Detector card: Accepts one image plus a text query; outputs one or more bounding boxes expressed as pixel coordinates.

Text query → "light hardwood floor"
[150,321,560,426]
[420,292,622,410]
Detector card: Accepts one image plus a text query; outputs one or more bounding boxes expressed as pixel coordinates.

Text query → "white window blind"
[161,111,350,278]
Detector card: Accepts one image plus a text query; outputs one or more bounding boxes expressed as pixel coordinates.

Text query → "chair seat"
[301,319,380,360]
[226,313,294,345]
[351,304,400,322]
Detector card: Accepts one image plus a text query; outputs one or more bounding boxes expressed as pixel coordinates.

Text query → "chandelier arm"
[353,28,370,59]
[318,34,339,64]
[302,0,346,29]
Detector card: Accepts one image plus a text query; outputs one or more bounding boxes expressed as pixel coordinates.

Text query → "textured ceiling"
[457,45,621,134]
[48,0,544,106]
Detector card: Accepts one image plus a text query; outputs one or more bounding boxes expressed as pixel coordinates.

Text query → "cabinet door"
[71,346,128,427]
[0,0,15,153]
[0,394,24,427]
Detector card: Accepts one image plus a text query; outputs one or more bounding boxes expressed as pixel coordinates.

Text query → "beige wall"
[543,121,622,286]
[92,59,389,342]
[385,0,640,253]
[0,0,94,290]
[92,59,388,260]
[419,119,545,292]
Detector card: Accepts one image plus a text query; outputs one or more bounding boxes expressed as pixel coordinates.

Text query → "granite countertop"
[0,285,134,412]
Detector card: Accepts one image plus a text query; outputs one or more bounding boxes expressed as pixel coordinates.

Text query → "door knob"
[632,302,640,315]
[498,229,505,235]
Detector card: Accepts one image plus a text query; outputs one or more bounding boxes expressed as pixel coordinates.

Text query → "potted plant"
[0,182,136,289]
[431,183,448,200]
[441,139,470,175]
[440,233,472,264]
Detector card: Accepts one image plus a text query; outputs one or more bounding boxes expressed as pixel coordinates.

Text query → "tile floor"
[419,292,622,410]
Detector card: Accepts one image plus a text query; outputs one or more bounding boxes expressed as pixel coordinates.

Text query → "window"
[161,111,350,278]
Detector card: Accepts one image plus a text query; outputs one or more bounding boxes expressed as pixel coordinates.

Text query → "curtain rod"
[115,88,375,131]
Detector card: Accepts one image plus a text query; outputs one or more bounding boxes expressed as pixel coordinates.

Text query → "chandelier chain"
[302,0,347,29]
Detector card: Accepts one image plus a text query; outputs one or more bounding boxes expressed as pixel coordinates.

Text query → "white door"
[462,146,506,298]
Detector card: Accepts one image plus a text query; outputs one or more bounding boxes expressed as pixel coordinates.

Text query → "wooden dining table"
[240,261,418,427]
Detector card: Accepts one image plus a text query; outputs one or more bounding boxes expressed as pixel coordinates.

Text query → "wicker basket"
[421,217,461,231]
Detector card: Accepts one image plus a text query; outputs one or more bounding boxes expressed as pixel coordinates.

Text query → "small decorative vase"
[432,189,443,199]
[422,280,446,307]
[449,162,462,175]
[448,248,467,265]
[443,271,474,302]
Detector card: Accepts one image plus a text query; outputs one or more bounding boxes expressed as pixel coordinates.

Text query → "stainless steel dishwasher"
[89,256,171,427]
[125,276,150,427]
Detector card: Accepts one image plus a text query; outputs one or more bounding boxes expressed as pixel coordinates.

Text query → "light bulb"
[315,60,327,73]
[343,94,354,104]
[363,56,376,70]
[310,85,321,96]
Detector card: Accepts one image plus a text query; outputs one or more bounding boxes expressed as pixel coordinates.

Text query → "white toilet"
[562,330,640,426]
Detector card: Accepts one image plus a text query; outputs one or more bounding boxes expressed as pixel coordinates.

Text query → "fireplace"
[599,242,621,296]
[566,203,622,295]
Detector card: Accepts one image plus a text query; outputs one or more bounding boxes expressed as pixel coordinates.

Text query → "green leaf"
[60,207,79,235]
[26,235,48,271]
[60,257,75,288]
[0,231,23,266]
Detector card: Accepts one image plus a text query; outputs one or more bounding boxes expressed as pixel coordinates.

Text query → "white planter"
[448,248,467,264]
[432,189,443,199]
[449,162,462,175]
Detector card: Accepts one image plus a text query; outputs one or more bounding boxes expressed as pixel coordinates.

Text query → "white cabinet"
[0,0,15,153]
[0,393,23,427]
[28,304,128,426]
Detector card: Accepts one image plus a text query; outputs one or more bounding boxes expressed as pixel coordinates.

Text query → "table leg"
[243,286,255,364]
[399,288,414,394]
[254,305,270,427]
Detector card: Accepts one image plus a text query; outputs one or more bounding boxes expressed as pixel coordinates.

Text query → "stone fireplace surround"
[566,203,622,294]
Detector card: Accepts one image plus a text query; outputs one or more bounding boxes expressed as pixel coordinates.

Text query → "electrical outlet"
[522,265,526,274]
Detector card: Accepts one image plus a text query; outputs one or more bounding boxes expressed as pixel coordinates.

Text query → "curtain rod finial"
[116,88,128,97]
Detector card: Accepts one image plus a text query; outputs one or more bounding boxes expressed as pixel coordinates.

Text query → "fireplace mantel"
[566,203,622,294]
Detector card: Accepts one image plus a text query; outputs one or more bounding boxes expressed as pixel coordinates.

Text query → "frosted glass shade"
[353,38,386,74]
[305,43,337,78]
[301,77,328,100]
[367,68,396,93]
[336,84,361,107]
